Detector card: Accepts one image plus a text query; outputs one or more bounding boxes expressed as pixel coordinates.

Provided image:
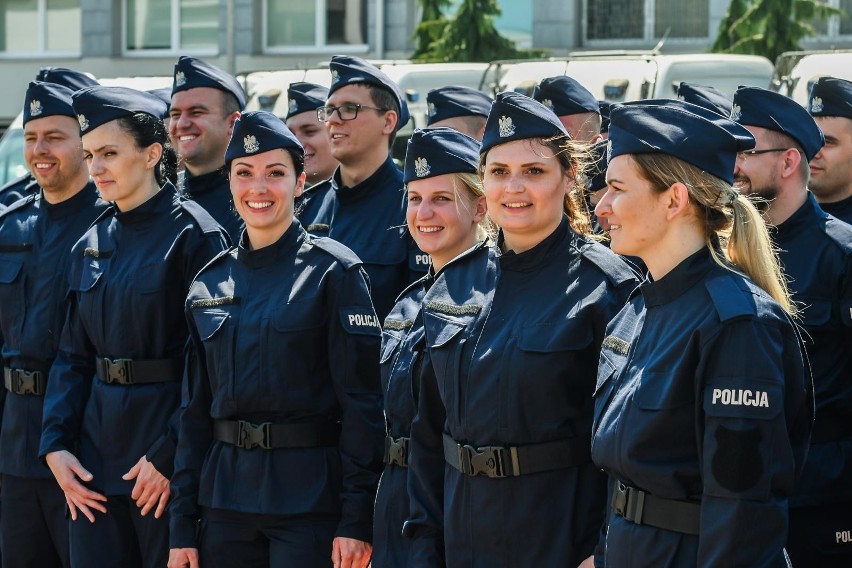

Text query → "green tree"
[711,0,753,53]
[412,0,453,60]
[712,0,841,62]
[415,0,544,63]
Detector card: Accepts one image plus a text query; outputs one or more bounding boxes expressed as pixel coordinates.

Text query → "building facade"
[0,0,850,126]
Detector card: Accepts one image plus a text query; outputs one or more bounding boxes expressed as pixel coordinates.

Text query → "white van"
[484,52,774,102]
[771,50,852,105]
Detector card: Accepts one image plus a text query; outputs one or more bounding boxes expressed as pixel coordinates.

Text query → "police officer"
[285,82,337,187]
[533,76,603,143]
[808,77,852,224]
[676,81,734,117]
[592,102,812,567]
[374,128,487,567]
[298,55,424,321]
[39,86,229,568]
[598,101,611,140]
[732,85,852,567]
[0,81,108,568]
[0,67,98,208]
[168,111,383,568]
[404,92,637,567]
[425,86,492,141]
[169,56,246,241]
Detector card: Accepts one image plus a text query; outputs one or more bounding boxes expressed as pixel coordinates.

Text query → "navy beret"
[677,82,733,117]
[225,111,304,167]
[404,127,480,184]
[587,140,608,192]
[35,67,98,92]
[481,91,568,155]
[327,55,410,131]
[23,81,76,125]
[172,56,247,110]
[71,86,168,135]
[732,86,824,161]
[599,101,611,133]
[533,76,600,117]
[426,86,492,125]
[286,82,328,120]
[147,88,172,118]
[809,76,852,119]
[608,103,755,185]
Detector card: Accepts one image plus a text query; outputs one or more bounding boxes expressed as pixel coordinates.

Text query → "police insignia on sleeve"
[340,307,382,335]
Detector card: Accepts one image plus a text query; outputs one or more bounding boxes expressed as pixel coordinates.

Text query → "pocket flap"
[0,260,23,284]
[424,316,465,349]
[195,310,229,341]
[73,262,104,292]
[380,332,403,364]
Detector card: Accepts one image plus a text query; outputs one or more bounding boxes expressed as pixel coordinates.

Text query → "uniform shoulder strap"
[310,236,363,270]
[578,239,639,288]
[705,272,757,322]
[180,198,226,236]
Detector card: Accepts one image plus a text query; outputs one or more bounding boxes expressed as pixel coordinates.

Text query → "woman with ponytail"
[39,86,229,568]
[591,103,812,567]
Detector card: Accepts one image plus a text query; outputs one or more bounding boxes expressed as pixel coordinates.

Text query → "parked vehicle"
[771,49,852,105]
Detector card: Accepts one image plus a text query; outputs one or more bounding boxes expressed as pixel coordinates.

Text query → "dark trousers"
[0,475,69,568]
[69,494,168,568]
[199,508,336,568]
[788,505,852,568]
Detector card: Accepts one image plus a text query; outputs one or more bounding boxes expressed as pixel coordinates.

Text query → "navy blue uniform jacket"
[180,168,243,244]
[592,248,813,567]
[405,219,638,567]
[774,194,852,508]
[0,173,38,209]
[0,183,107,478]
[39,184,229,494]
[170,220,385,548]
[296,157,427,321]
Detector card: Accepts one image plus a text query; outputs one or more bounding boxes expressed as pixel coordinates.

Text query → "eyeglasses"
[736,148,789,160]
[316,103,389,122]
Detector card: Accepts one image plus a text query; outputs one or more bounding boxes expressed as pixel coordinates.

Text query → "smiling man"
[285,82,336,188]
[296,56,425,321]
[169,56,246,241]
[808,77,852,225]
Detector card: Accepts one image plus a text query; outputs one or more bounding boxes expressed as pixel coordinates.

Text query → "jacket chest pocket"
[194,309,235,400]
[0,260,25,341]
[380,331,404,395]
[423,313,468,415]
[510,321,595,427]
[72,260,108,336]
[263,300,326,394]
[135,262,169,295]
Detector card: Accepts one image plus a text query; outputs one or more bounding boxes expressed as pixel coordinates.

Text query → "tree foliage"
[412,0,453,60]
[413,0,545,62]
[712,0,841,63]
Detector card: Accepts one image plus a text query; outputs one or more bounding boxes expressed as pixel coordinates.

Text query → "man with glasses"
[297,55,426,321]
[733,86,852,568]
[808,77,852,225]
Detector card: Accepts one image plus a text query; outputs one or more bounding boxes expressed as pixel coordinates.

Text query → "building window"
[812,0,852,38]
[264,0,367,51]
[0,0,80,54]
[125,0,218,52]
[585,0,709,43]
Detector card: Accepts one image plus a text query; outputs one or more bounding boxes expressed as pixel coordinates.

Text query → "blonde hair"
[631,153,795,315]
[451,172,495,243]
[479,135,595,236]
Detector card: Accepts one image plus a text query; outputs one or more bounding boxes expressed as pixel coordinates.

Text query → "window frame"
[0,0,81,58]
[261,0,370,55]
[122,0,219,57]
[817,0,852,39]
[581,0,710,47]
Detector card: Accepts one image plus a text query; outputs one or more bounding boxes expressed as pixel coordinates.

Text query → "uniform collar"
[183,167,228,197]
[331,156,401,203]
[640,246,715,307]
[775,191,825,241]
[114,182,177,226]
[498,215,569,272]
[236,217,306,268]
[42,181,99,220]
[815,193,852,219]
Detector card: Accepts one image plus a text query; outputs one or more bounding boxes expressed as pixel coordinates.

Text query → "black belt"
[214,419,341,450]
[4,367,46,396]
[612,480,700,536]
[94,357,182,385]
[442,433,590,478]
[384,435,410,467]
[811,413,852,444]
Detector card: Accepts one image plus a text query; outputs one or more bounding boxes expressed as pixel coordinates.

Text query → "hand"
[577,555,595,568]
[168,548,200,568]
[45,450,107,523]
[122,455,170,518]
[331,537,372,568]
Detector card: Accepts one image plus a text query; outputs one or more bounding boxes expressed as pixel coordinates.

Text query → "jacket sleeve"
[168,312,213,549]
[697,318,809,567]
[403,352,447,567]
[327,265,385,543]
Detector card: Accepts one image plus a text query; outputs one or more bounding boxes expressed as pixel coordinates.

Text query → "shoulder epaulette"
[705,273,756,322]
[0,192,38,220]
[179,198,226,236]
[578,239,639,288]
[89,204,117,228]
[310,236,362,270]
[823,215,852,256]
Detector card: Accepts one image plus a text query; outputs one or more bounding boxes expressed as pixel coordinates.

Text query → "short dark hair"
[356,82,401,149]
[220,90,241,118]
